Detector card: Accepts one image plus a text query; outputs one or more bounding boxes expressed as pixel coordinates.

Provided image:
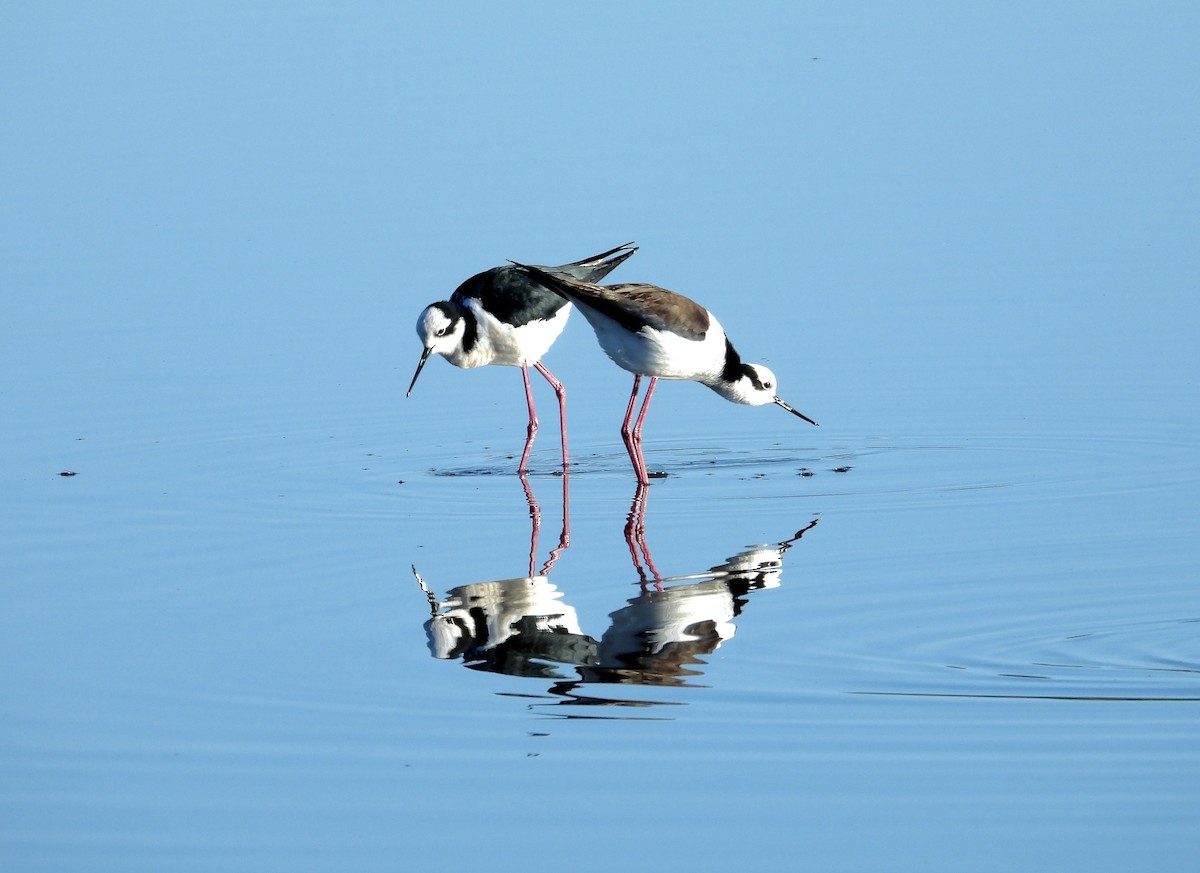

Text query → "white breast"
[581,307,730,382]
[447,300,572,369]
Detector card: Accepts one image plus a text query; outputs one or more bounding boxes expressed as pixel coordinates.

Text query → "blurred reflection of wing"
[425,576,597,679]
[560,519,819,695]
[592,578,739,685]
[415,512,819,717]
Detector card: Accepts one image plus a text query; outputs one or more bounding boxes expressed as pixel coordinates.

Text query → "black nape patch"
[721,338,745,383]
[432,300,475,352]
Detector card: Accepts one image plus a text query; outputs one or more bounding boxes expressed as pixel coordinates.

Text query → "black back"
[451,267,567,326]
[450,243,637,329]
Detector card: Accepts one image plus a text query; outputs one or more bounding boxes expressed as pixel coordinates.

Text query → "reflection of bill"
[413,479,817,706]
[594,532,815,684]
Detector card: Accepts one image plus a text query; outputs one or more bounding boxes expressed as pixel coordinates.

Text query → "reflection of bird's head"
[717,545,786,575]
[422,576,580,662]
[425,615,471,660]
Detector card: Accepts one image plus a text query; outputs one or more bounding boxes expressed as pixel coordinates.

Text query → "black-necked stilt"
[408,243,637,473]
[511,263,818,484]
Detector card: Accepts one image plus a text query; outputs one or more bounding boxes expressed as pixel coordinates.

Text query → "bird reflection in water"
[415,472,574,678]
[414,476,818,716]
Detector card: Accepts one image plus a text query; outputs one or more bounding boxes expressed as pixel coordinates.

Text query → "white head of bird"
[408,301,468,396]
[708,361,818,424]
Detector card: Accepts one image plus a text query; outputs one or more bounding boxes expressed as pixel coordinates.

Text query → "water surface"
[3,4,1199,872]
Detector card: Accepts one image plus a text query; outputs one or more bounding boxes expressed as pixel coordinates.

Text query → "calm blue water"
[3,4,1198,872]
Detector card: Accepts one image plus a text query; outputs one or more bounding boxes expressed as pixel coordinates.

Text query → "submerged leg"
[518,473,541,578]
[624,482,662,590]
[533,361,568,470]
[539,470,571,576]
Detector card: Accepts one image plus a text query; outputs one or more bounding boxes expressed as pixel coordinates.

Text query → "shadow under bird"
[511,263,818,484]
[407,242,638,473]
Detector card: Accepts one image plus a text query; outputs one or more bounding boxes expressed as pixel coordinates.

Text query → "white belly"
[453,301,571,368]
[584,309,728,382]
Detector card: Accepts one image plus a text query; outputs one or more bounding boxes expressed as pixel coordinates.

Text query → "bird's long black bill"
[406,347,432,397]
[774,397,819,426]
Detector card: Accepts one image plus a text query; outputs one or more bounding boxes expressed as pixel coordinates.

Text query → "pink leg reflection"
[520,471,572,578]
[624,483,662,591]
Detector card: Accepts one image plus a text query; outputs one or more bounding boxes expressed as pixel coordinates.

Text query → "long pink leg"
[517,364,539,475]
[620,375,646,484]
[533,362,568,470]
[628,377,658,485]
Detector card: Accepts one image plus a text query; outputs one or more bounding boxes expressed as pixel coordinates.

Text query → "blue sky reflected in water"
[2,3,1198,872]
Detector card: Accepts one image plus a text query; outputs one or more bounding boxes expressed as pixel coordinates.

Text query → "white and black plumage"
[511,263,817,484]
[408,243,637,473]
